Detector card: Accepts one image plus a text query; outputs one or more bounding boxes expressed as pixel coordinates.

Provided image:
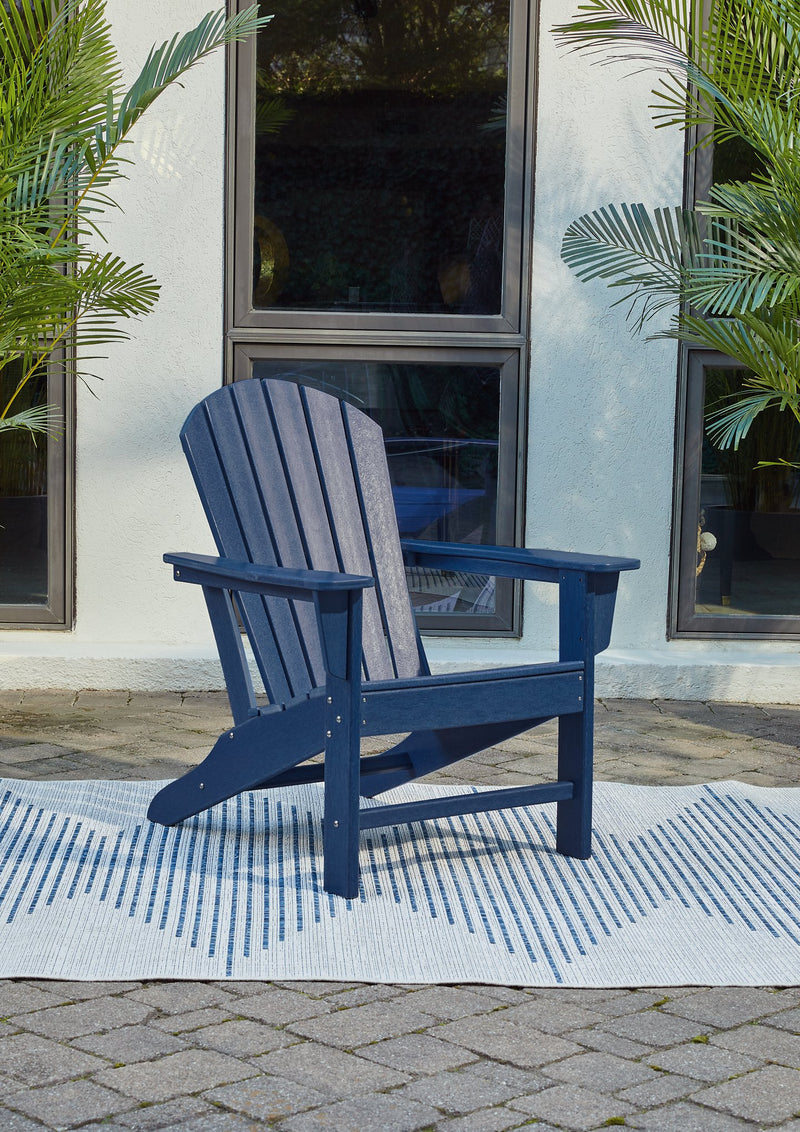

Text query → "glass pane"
[694,366,800,619]
[0,363,49,606]
[252,1,510,314]
[251,362,501,616]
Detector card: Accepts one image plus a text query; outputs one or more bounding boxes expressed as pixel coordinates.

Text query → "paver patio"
[0,692,798,1130]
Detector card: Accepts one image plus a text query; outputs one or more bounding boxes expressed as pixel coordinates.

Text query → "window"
[227,0,535,633]
[0,359,71,627]
[672,135,800,637]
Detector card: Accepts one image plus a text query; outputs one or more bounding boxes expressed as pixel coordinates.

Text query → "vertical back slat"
[181,402,294,704]
[230,381,325,684]
[298,385,396,682]
[343,402,426,679]
[202,387,320,698]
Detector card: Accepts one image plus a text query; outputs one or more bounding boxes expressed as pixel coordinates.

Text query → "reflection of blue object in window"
[385,435,497,540]
[392,487,483,536]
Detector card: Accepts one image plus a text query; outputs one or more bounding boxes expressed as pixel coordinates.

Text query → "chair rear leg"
[555,705,594,859]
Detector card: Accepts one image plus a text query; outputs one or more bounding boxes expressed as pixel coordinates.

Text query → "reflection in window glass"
[0,362,48,606]
[251,362,500,615]
[694,367,800,620]
[252,1,510,314]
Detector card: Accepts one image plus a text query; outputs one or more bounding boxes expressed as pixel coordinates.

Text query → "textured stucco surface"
[1,0,798,697]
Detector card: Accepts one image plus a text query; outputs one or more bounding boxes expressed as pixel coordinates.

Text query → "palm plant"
[553,0,800,467]
[0,0,271,440]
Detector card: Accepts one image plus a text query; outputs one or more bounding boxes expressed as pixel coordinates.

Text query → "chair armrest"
[401,540,640,582]
[164,552,374,602]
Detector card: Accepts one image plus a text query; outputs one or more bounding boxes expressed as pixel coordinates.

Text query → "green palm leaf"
[557,0,800,450]
[0,1,271,437]
[0,404,61,437]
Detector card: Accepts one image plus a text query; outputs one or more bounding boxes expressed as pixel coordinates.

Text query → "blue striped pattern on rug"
[0,779,798,985]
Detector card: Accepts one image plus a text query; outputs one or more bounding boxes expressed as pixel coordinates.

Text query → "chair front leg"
[556,571,595,859]
[315,588,364,899]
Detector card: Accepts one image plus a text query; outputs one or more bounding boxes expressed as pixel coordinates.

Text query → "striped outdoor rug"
[0,778,798,985]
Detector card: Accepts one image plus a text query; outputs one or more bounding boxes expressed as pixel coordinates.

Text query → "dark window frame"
[227,0,532,336]
[225,0,537,637]
[0,352,73,628]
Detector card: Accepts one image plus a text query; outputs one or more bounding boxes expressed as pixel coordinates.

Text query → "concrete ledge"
[0,641,799,702]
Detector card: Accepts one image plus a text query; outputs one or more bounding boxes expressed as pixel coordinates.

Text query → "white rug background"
[0,777,798,986]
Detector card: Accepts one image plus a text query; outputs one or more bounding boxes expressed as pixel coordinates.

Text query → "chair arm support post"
[557,570,596,859]
[316,588,364,900]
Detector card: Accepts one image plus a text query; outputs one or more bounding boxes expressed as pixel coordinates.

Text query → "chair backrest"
[181,377,428,702]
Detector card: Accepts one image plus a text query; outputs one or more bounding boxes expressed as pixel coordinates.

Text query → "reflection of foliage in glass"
[252,0,509,313]
[712,135,765,187]
[704,367,800,512]
[255,70,295,134]
[256,0,509,95]
[0,361,47,496]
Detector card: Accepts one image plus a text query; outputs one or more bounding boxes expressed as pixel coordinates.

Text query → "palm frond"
[672,313,800,425]
[1,0,268,433]
[85,6,272,171]
[0,404,62,438]
[554,1,800,154]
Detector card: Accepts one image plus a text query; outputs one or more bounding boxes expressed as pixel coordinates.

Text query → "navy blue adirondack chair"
[148,378,639,899]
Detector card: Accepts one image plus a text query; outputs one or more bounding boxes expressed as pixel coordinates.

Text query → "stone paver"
[509,1081,636,1130]
[6,1079,136,1129]
[253,1041,409,1096]
[205,1075,327,1121]
[0,692,798,1132]
[10,997,153,1040]
[286,1001,437,1047]
[277,1091,441,1131]
[0,1032,108,1087]
[649,1040,761,1081]
[692,1064,800,1124]
[96,1049,258,1102]
[710,1022,800,1067]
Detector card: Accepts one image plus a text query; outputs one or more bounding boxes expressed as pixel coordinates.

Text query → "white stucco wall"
[1,0,798,700]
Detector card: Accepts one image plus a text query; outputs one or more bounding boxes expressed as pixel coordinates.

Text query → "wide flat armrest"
[165,552,374,601]
[401,540,640,582]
